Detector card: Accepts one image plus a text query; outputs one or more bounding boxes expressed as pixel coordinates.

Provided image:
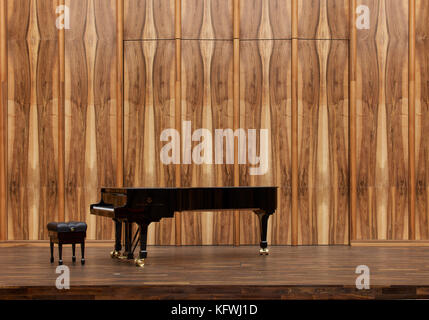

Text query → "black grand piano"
[90,187,277,266]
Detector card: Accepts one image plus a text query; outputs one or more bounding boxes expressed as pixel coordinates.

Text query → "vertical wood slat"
[180,0,234,245]
[7,0,60,240]
[117,0,124,189]
[0,0,7,240]
[65,0,93,234]
[291,0,298,245]
[415,0,429,240]
[58,0,65,223]
[233,0,240,246]
[350,0,357,240]
[297,40,349,245]
[123,1,176,245]
[408,0,416,240]
[356,0,409,240]
[65,0,118,240]
[175,0,182,246]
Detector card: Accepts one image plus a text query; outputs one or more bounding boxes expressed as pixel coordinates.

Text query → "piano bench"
[47,222,87,266]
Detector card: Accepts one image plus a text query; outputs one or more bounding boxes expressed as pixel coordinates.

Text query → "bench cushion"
[47,222,87,233]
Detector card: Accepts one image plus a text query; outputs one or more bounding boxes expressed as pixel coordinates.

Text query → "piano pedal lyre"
[259,248,269,255]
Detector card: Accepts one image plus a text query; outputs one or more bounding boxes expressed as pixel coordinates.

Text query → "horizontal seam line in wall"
[292,37,350,41]
[239,38,349,41]
[124,38,350,41]
[181,38,232,41]
[124,38,176,41]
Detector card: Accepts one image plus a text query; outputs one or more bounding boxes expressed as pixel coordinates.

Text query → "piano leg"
[255,211,270,255]
[135,223,149,267]
[110,219,122,259]
[124,222,134,259]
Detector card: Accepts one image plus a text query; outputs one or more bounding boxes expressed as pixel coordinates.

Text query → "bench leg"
[81,242,85,265]
[72,244,76,263]
[50,241,54,263]
[58,243,63,265]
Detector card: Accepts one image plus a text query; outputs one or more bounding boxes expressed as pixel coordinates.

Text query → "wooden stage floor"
[1,245,429,299]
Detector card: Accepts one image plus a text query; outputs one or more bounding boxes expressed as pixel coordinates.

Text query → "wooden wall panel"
[2,0,425,245]
[64,0,117,240]
[239,40,292,245]
[124,40,176,245]
[298,0,349,39]
[182,0,232,39]
[0,0,8,240]
[7,0,59,240]
[297,40,349,245]
[124,0,175,40]
[240,0,291,39]
[415,0,429,239]
[356,0,409,240]
[181,40,234,245]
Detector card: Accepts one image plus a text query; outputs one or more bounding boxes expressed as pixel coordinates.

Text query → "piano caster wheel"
[135,259,145,267]
[110,250,121,259]
[259,248,269,255]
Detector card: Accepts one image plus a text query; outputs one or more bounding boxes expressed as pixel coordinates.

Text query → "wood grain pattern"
[297,40,349,245]
[298,0,349,39]
[174,0,182,245]
[7,0,59,240]
[124,0,175,40]
[240,0,291,39]
[64,0,117,240]
[4,246,429,300]
[116,0,124,189]
[291,0,298,245]
[181,40,234,245]
[356,0,409,240]
[349,0,357,240]
[408,0,415,240]
[182,0,232,39]
[124,41,176,245]
[3,0,426,246]
[0,0,7,240]
[239,40,292,245]
[233,0,240,246]
[415,0,429,239]
[58,0,65,224]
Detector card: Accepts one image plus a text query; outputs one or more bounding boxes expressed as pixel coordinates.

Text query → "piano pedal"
[259,248,269,255]
[110,250,121,259]
[118,254,130,260]
[134,258,145,267]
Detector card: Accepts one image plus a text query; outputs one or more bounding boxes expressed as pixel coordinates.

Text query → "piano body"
[90,187,277,266]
